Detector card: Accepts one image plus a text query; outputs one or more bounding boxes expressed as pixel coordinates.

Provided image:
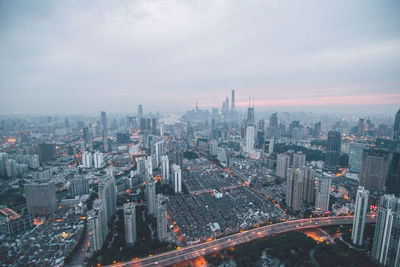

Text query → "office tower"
[394,109,400,141]
[286,168,304,211]
[98,175,116,223]
[82,151,93,168]
[38,143,56,164]
[359,148,389,193]
[245,125,255,153]
[93,152,104,169]
[136,157,146,175]
[258,119,265,132]
[325,131,341,171]
[161,155,169,184]
[315,175,331,212]
[313,121,321,138]
[348,143,364,174]
[88,199,107,253]
[351,186,369,246]
[70,176,89,197]
[372,194,400,266]
[209,140,218,156]
[0,152,8,176]
[302,167,316,204]
[225,97,229,114]
[247,106,255,125]
[123,202,136,247]
[276,153,290,179]
[269,112,279,138]
[160,122,165,136]
[156,194,168,241]
[154,140,164,167]
[24,180,57,216]
[145,156,153,178]
[146,180,156,215]
[172,164,182,194]
[101,111,109,152]
[387,152,400,196]
[268,138,274,155]
[357,118,365,136]
[231,90,235,111]
[138,104,143,120]
[293,152,306,169]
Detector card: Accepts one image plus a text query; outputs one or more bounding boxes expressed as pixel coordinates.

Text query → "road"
[110,215,376,267]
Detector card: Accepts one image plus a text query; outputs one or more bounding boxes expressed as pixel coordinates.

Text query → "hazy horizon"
[1,0,399,114]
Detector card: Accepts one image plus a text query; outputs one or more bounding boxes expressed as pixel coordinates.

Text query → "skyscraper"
[276,153,290,179]
[88,199,107,253]
[123,202,136,247]
[98,175,116,223]
[25,180,57,216]
[93,152,104,169]
[161,155,169,185]
[372,194,400,266]
[313,121,321,139]
[138,104,143,120]
[394,109,400,141]
[286,168,304,211]
[245,125,255,153]
[386,152,400,196]
[82,151,93,168]
[145,155,153,178]
[247,106,255,125]
[268,112,279,138]
[231,89,235,111]
[156,194,168,241]
[351,186,369,246]
[348,143,364,174]
[359,148,389,193]
[293,152,306,169]
[101,111,109,152]
[302,167,316,204]
[146,179,156,215]
[315,175,331,212]
[38,143,56,164]
[172,164,182,194]
[70,176,89,197]
[325,131,341,171]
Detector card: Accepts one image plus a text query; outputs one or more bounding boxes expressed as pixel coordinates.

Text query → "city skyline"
[1,0,400,114]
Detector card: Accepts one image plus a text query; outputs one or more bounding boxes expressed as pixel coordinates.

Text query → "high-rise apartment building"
[315,175,331,212]
[146,179,156,215]
[293,152,306,169]
[88,199,107,253]
[359,148,389,193]
[172,164,182,194]
[372,194,400,266]
[161,155,169,185]
[82,151,93,168]
[98,175,116,223]
[209,140,218,156]
[276,153,290,179]
[325,131,341,171]
[302,167,316,204]
[70,176,89,197]
[145,156,153,179]
[286,168,304,211]
[93,151,104,169]
[156,194,168,242]
[24,180,57,216]
[101,111,109,152]
[123,202,136,247]
[348,143,364,174]
[351,186,369,246]
[38,143,56,164]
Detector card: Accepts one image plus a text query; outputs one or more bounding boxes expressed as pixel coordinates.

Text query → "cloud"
[0,0,399,114]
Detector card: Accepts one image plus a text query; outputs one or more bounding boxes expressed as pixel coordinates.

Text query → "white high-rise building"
[156,194,168,242]
[123,202,136,247]
[372,194,400,267]
[161,155,169,184]
[352,186,369,246]
[82,151,93,168]
[286,168,304,211]
[154,140,164,168]
[277,153,290,179]
[268,138,274,155]
[93,152,104,169]
[32,154,40,169]
[172,164,182,194]
[293,152,306,169]
[146,179,156,215]
[88,199,107,253]
[98,175,116,223]
[145,156,153,178]
[245,125,255,152]
[315,175,332,212]
[209,140,218,156]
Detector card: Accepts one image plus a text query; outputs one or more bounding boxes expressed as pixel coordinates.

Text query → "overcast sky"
[0,0,399,114]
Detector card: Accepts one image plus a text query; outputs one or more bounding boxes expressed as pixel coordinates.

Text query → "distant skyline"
[1,0,400,114]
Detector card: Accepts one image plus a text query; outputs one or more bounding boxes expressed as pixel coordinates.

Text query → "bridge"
[111,215,376,267]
